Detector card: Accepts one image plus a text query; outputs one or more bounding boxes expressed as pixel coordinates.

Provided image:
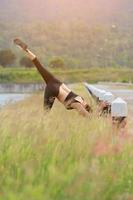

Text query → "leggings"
[32,58,79,110]
[32,58,62,109]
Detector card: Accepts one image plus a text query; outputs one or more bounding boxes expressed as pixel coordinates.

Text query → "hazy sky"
[0,0,132,23]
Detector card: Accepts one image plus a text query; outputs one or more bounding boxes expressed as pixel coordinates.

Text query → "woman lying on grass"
[14,38,92,117]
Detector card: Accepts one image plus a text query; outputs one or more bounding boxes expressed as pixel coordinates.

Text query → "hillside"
[0,0,133,68]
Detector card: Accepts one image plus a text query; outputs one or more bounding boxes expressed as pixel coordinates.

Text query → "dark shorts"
[44,81,62,109]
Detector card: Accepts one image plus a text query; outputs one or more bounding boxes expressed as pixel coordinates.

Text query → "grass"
[0,84,133,200]
[0,66,133,83]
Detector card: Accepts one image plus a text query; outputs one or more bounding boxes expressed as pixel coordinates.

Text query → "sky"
[0,0,132,24]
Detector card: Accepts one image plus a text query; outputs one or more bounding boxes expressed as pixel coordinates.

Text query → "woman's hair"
[85,104,92,113]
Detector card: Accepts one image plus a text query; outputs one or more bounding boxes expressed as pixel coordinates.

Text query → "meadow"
[0,66,133,84]
[0,84,133,200]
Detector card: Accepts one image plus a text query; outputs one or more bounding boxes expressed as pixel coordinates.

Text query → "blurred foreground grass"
[0,85,133,200]
[0,66,133,83]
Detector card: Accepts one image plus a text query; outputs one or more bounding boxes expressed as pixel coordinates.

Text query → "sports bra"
[64,91,84,110]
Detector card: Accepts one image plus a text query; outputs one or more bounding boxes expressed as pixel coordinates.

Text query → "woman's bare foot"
[14,38,28,51]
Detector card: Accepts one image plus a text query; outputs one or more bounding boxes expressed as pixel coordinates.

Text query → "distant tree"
[20,57,34,68]
[0,49,16,67]
[49,57,65,69]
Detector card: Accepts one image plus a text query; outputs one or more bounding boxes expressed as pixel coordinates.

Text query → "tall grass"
[0,86,133,200]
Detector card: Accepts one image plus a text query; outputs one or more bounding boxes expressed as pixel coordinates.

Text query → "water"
[0,83,43,107]
[93,83,133,115]
[0,93,30,107]
[1,83,133,109]
[94,84,133,104]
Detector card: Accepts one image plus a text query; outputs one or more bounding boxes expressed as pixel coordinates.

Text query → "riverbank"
[0,83,43,93]
[0,66,133,84]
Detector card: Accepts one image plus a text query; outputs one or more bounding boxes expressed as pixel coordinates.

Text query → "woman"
[14,38,92,117]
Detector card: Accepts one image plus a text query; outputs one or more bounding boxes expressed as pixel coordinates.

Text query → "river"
[0,93,30,107]
[94,83,133,104]
[93,82,133,115]
[0,83,133,111]
[0,83,43,107]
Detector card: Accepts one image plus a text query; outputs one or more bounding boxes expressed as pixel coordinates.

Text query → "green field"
[0,67,133,84]
[0,85,133,200]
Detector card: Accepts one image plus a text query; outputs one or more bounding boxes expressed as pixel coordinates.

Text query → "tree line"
[0,49,65,69]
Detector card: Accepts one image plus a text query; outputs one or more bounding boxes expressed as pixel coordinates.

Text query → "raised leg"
[14,38,56,84]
